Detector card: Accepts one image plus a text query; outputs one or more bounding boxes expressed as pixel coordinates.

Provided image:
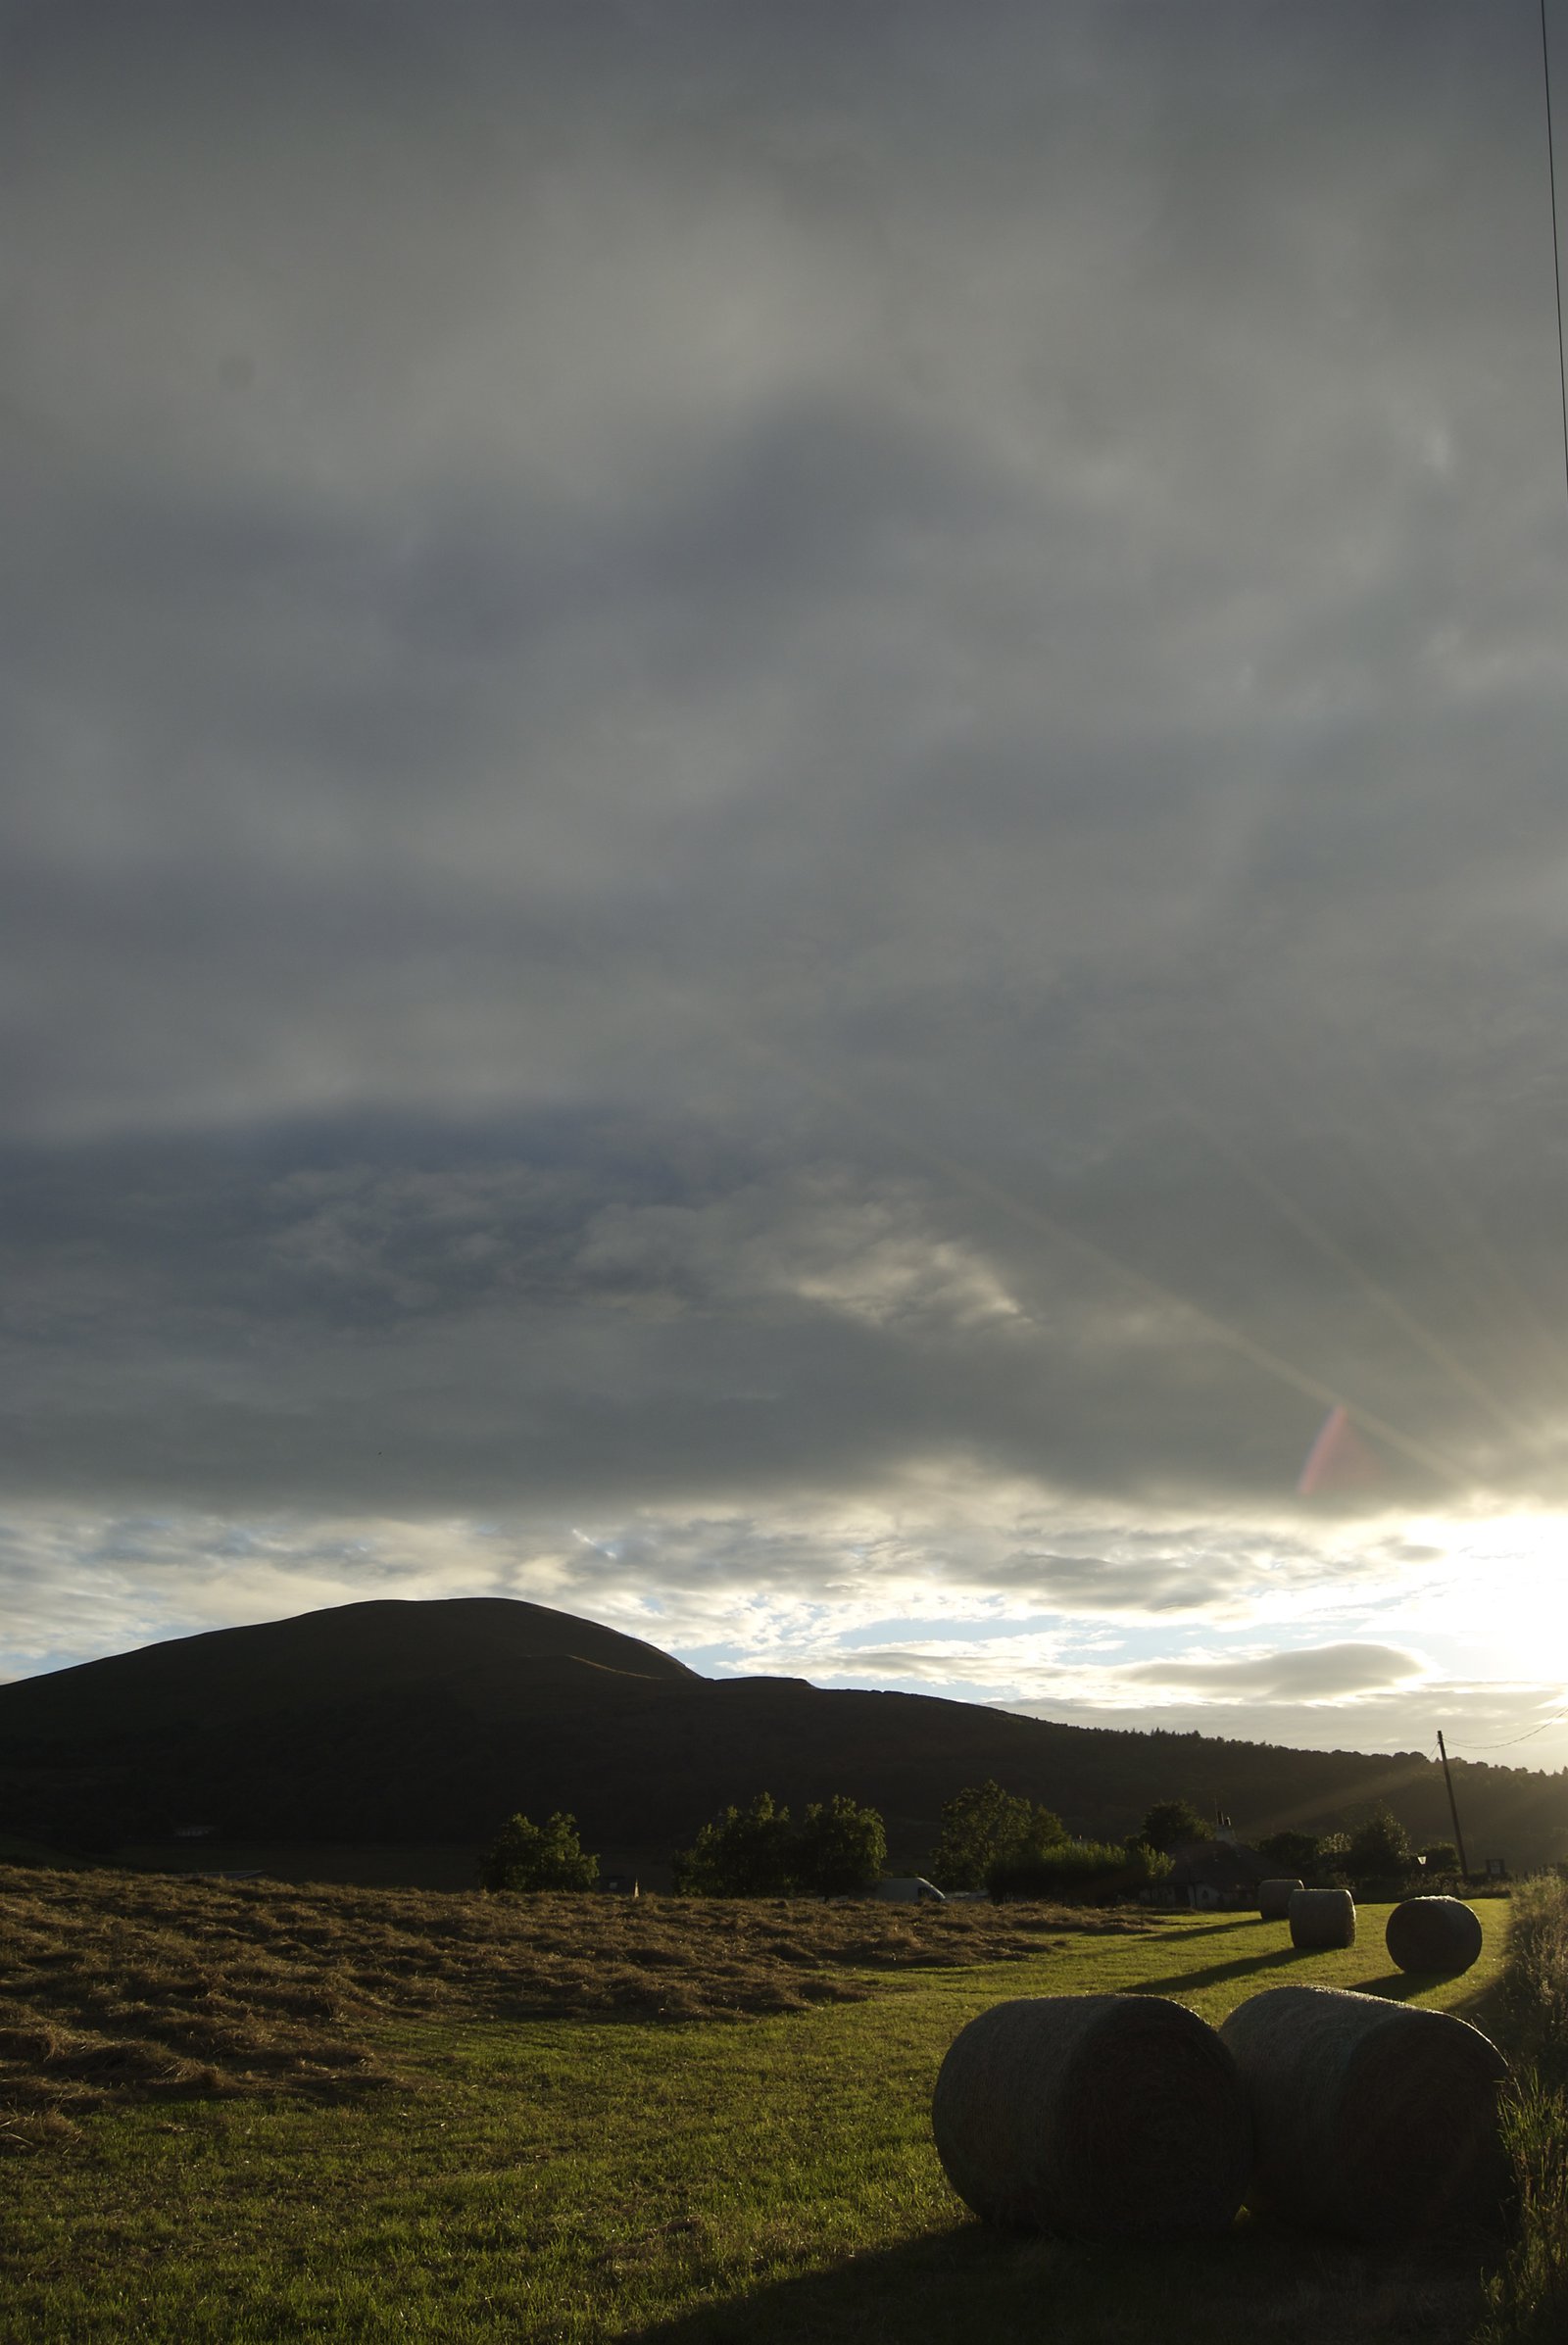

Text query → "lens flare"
[1298,1403,1378,1496]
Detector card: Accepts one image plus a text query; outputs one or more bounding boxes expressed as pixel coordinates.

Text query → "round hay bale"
[1386,1896,1485,1976]
[1258,1878,1303,1921]
[1288,1885,1355,1949]
[930,1994,1250,2239]
[1219,1982,1510,2241]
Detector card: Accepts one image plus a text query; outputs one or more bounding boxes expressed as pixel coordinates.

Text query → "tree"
[1345,1807,1414,1884]
[1139,1799,1214,1854]
[673,1790,891,1897]
[930,1782,1066,1892]
[794,1794,887,1897]
[1419,1840,1461,1877]
[480,1811,598,1892]
[672,1792,799,1896]
[1257,1830,1321,1875]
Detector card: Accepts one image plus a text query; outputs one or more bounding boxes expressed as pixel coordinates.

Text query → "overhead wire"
[1445,1710,1568,1751]
[1543,0,1568,506]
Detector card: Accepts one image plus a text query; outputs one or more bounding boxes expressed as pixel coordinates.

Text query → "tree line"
[480,1783,1207,1899]
[1253,1809,1461,1891]
[477,1785,1460,1898]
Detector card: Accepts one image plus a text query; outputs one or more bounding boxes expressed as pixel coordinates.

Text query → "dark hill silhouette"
[0,1597,694,1741]
[1,1595,1564,1873]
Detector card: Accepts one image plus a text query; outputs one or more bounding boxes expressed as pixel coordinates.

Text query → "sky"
[5,0,1568,1771]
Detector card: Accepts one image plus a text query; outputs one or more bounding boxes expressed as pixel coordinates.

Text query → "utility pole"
[1437,1731,1471,1882]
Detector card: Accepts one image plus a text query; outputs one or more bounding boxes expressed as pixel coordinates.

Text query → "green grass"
[1475,1874,1568,2343]
[0,1902,1511,2344]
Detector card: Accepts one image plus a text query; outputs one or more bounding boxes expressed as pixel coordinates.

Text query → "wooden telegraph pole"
[1437,1731,1471,1882]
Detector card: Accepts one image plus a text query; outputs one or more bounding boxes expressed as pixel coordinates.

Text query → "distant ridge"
[1,1595,1564,1875]
[0,1597,695,1739]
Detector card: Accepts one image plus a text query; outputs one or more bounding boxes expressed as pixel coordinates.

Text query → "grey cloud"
[3,0,1567,1674]
[0,1091,1563,1527]
[1119,1641,1428,1700]
[990,1551,1276,1617]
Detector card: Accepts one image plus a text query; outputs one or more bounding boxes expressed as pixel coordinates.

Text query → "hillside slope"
[0,1597,694,1739]
[1,1595,1564,1871]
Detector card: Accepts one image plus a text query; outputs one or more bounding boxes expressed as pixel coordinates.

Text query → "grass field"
[0,1871,1516,2343]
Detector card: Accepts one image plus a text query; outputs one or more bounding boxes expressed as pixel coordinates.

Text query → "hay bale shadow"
[625,2217,1491,2345]
[1132,1945,1304,1995]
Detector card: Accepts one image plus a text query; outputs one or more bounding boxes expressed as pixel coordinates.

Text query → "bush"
[672,1791,887,1897]
[480,1811,599,1892]
[988,1836,1173,1905]
[929,1782,1066,1893]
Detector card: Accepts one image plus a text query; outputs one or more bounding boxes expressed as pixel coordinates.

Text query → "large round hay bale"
[930,1994,1250,2239]
[1258,1878,1302,1921]
[1288,1885,1355,1948]
[1219,1983,1510,2241]
[1386,1896,1485,1976]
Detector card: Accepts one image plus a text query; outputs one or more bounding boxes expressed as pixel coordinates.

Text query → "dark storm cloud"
[3,0,1568,1609]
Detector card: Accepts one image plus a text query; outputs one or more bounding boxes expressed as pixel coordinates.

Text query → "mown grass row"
[0,1864,1147,2140]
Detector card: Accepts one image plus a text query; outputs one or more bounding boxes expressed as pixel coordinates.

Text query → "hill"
[1,1594,1565,1874]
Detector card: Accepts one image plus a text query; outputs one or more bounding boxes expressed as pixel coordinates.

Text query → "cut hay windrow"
[0,1864,1157,2123]
[1385,1895,1485,1976]
[1288,1885,1354,1949]
[930,1993,1250,2240]
[1218,1982,1510,2242]
[1257,1878,1302,1921]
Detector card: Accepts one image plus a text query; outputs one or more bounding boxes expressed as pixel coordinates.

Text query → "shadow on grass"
[1131,1945,1307,1995]
[628,2218,1490,2345]
[1136,1919,1273,1944]
[1351,1969,1478,2003]
[1131,1955,1505,2006]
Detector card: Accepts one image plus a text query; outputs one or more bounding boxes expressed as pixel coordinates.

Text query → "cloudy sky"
[6,0,1568,1768]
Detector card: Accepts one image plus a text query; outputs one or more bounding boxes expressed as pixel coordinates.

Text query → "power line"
[1449,1707,1568,1751]
[1544,0,1568,507]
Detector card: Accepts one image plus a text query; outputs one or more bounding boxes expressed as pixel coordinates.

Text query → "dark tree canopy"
[1257,1829,1321,1874]
[1345,1806,1414,1883]
[793,1793,887,1897]
[672,1791,798,1896]
[1139,1799,1214,1854]
[479,1810,599,1892]
[672,1790,887,1897]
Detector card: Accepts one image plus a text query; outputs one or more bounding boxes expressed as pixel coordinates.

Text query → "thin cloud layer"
[3,2,1567,1754]
[1117,1642,1427,1700]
